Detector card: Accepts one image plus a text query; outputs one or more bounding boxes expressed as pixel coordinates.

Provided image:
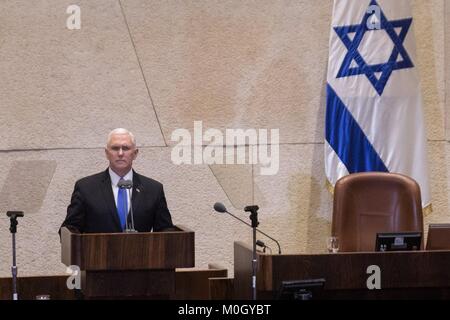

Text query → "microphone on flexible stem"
[256,240,272,254]
[118,179,137,233]
[213,202,282,254]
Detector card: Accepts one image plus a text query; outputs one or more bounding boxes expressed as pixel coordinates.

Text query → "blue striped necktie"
[117,178,127,230]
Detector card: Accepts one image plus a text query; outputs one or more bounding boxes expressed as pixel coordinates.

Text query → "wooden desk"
[234,242,450,299]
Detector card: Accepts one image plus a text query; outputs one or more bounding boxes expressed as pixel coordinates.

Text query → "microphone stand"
[244,205,259,301]
[221,210,282,254]
[214,202,282,300]
[118,180,137,233]
[125,187,137,233]
[6,211,24,301]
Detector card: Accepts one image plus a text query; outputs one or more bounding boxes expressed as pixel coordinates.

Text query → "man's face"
[105,133,138,176]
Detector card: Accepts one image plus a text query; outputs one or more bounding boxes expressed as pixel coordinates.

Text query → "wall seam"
[117,0,168,146]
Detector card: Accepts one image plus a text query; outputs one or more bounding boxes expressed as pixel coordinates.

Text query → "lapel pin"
[136,188,141,193]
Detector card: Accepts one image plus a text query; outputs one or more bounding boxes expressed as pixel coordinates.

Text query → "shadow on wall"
[287,172,332,255]
[305,65,332,254]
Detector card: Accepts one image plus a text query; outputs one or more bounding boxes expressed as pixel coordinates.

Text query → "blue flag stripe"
[325,84,388,173]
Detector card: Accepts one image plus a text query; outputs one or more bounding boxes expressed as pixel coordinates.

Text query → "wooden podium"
[234,241,450,299]
[60,226,194,299]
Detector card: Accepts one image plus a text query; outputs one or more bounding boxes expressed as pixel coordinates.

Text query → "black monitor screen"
[276,278,325,300]
[375,232,422,252]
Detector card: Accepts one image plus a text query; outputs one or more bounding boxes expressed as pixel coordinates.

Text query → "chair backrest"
[332,172,424,252]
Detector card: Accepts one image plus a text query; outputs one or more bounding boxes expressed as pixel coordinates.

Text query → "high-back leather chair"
[332,172,424,252]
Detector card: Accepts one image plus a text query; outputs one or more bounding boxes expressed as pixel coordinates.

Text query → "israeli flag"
[325,0,430,208]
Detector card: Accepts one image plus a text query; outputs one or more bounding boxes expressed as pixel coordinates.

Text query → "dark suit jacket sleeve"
[61,181,86,233]
[153,185,174,231]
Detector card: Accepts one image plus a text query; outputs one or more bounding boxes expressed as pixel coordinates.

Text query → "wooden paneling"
[0,276,75,300]
[233,242,253,299]
[175,267,227,299]
[60,226,195,299]
[82,270,175,299]
[0,267,229,300]
[209,277,234,300]
[61,226,195,270]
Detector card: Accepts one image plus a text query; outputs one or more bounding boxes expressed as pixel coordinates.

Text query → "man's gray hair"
[107,128,136,147]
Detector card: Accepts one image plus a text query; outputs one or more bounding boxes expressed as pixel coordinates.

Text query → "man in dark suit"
[60,128,174,233]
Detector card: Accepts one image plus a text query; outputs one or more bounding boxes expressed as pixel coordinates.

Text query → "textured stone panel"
[121,0,332,144]
[0,0,165,149]
[423,142,450,243]
[254,144,333,255]
[414,0,445,141]
[445,0,450,140]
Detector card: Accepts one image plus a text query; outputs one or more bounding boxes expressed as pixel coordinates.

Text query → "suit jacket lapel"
[132,171,143,216]
[100,169,122,230]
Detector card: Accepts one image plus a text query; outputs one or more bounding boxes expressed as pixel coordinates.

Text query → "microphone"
[6,211,24,234]
[256,240,272,254]
[117,180,133,189]
[118,180,136,232]
[213,202,282,254]
[6,211,24,219]
[256,240,264,246]
[213,202,227,213]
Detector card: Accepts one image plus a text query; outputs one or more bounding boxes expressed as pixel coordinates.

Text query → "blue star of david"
[334,0,414,95]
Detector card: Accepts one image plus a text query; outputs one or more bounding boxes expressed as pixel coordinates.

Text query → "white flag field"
[325,0,430,209]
